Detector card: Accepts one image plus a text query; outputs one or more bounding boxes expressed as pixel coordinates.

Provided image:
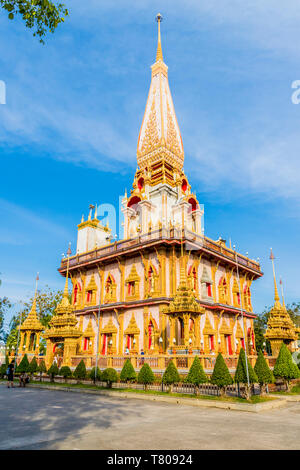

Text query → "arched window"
[218,276,228,304]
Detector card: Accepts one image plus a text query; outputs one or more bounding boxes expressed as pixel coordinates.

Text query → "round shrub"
[59,366,72,380]
[48,362,59,381]
[102,368,118,388]
[274,343,300,391]
[138,363,155,390]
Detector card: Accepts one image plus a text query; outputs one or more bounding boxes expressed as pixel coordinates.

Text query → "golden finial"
[270,248,280,304]
[94,204,98,219]
[81,214,84,223]
[29,272,39,318]
[63,243,72,300]
[155,13,163,62]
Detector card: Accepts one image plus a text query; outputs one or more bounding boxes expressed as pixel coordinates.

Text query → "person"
[125,347,129,355]
[140,349,145,356]
[6,360,15,388]
[19,371,29,388]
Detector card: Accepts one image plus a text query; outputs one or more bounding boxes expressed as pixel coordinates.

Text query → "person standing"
[7,360,15,388]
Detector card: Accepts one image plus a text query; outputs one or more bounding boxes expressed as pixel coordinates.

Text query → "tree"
[59,366,72,382]
[6,286,63,350]
[210,353,233,397]
[0,0,69,44]
[234,348,258,400]
[102,368,118,388]
[73,360,87,382]
[273,343,300,391]
[0,294,12,342]
[137,363,155,391]
[120,359,137,383]
[28,356,38,376]
[254,350,274,395]
[48,362,59,382]
[162,360,180,393]
[185,356,207,395]
[17,354,29,373]
[38,359,47,382]
[89,367,102,383]
[0,363,7,378]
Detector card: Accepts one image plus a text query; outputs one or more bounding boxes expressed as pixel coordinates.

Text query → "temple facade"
[54,15,263,364]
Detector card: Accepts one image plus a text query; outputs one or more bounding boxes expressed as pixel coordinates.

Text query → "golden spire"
[270,248,280,306]
[62,243,72,303]
[20,273,44,332]
[280,277,286,310]
[156,13,163,62]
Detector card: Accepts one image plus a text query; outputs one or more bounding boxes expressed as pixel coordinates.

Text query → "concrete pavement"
[0,386,299,450]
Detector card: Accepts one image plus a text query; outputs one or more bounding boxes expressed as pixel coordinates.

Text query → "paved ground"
[0,386,299,450]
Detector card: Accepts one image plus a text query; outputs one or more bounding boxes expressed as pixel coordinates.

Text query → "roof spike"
[270,248,280,305]
[155,13,163,62]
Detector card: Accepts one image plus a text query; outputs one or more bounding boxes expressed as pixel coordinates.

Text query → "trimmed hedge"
[17,354,30,373]
[89,367,102,382]
[59,366,73,379]
[254,350,274,392]
[138,363,155,390]
[273,343,300,390]
[211,353,233,396]
[185,356,207,394]
[120,359,137,383]
[73,360,87,380]
[163,360,180,392]
[47,362,59,381]
[28,357,38,374]
[102,368,118,388]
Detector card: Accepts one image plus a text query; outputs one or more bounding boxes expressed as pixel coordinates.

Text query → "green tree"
[0,363,7,378]
[234,348,258,400]
[273,343,300,391]
[48,362,59,382]
[120,359,137,383]
[211,353,233,397]
[162,360,180,393]
[38,359,47,382]
[89,367,102,383]
[17,354,29,373]
[59,366,72,382]
[6,286,63,350]
[102,368,118,388]
[185,356,207,395]
[73,360,87,382]
[137,363,155,391]
[0,293,12,342]
[0,0,68,44]
[254,350,274,395]
[28,356,38,376]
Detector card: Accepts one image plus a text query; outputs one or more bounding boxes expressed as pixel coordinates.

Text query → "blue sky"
[1,1,300,330]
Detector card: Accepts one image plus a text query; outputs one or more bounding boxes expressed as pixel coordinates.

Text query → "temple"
[39,14,264,368]
[265,250,299,355]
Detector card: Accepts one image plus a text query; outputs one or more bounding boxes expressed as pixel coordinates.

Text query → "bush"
[102,368,118,388]
[48,362,59,381]
[234,348,257,400]
[138,363,155,391]
[17,354,30,374]
[211,353,233,396]
[59,366,72,380]
[185,356,207,395]
[89,367,102,383]
[254,350,274,395]
[120,359,137,383]
[0,363,7,378]
[38,360,47,381]
[73,360,87,381]
[273,343,300,391]
[162,360,180,392]
[28,357,38,375]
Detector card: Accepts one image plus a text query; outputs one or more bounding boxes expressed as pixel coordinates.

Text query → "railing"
[69,354,264,372]
[61,228,261,273]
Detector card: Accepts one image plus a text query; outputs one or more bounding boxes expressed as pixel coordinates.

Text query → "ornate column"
[183,313,190,347]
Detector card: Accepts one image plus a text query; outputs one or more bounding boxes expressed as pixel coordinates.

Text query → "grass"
[0,378,274,403]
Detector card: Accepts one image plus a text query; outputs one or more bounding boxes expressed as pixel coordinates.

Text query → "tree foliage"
[73,360,87,380]
[185,356,207,393]
[17,353,29,373]
[89,367,102,382]
[48,362,59,381]
[28,356,38,374]
[273,343,300,388]
[120,359,137,383]
[59,365,72,379]
[162,360,180,385]
[211,353,233,392]
[137,363,155,390]
[234,348,257,384]
[254,350,274,386]
[0,0,69,44]
[102,368,118,388]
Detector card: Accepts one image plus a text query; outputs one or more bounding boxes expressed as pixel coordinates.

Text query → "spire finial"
[63,243,72,299]
[155,13,163,62]
[30,272,39,317]
[270,248,280,304]
[280,277,286,309]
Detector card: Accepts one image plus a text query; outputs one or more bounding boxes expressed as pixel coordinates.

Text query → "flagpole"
[233,246,250,388]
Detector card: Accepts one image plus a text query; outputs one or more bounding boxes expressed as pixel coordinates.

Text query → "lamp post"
[233,245,250,388]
